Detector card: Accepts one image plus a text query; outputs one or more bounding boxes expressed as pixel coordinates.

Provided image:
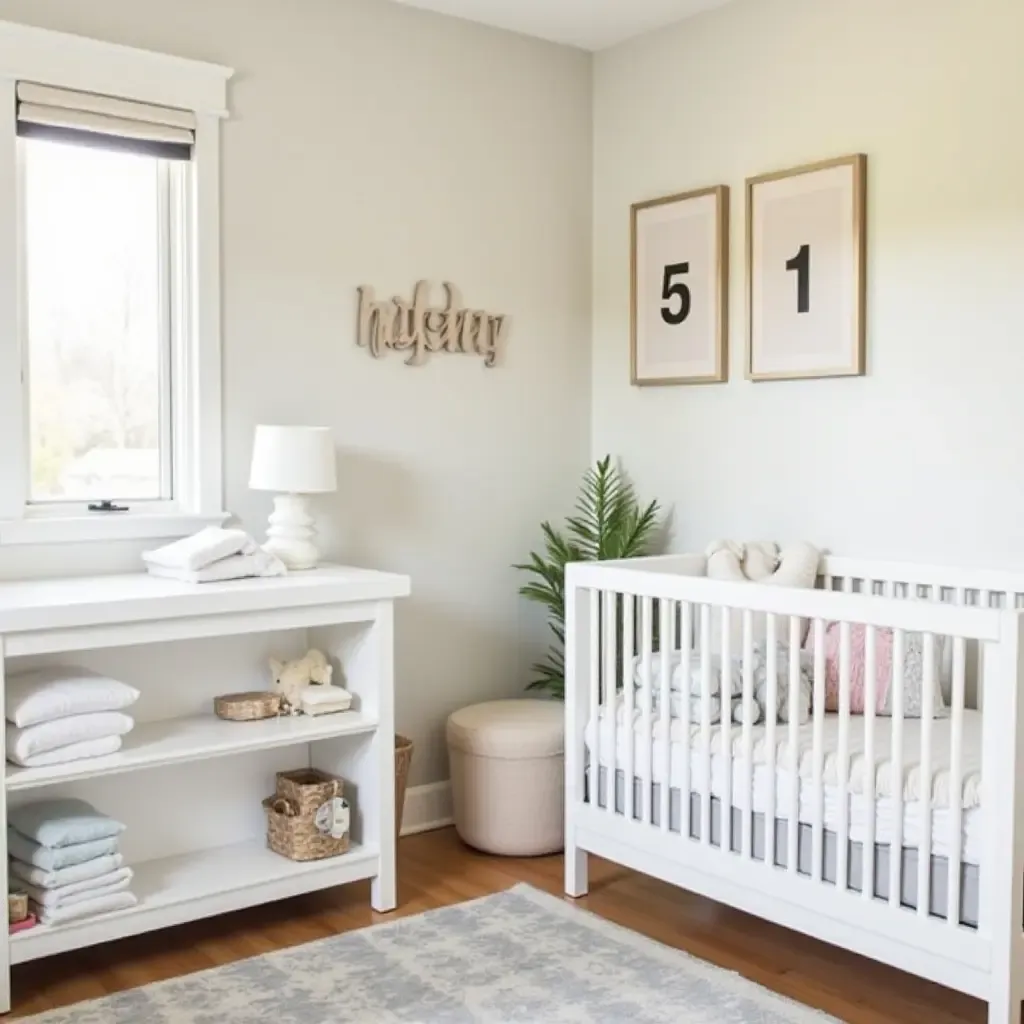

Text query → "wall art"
[356,281,508,367]
[746,154,867,381]
[630,184,729,386]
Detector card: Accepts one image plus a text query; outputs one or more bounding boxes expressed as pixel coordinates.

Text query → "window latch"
[87,500,129,513]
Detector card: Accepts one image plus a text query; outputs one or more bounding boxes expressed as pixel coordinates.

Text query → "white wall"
[593,0,1024,566]
[0,0,593,785]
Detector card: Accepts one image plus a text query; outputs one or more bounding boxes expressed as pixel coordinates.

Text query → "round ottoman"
[446,698,564,856]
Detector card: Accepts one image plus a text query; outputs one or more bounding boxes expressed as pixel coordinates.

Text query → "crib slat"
[889,628,906,907]
[947,634,966,927]
[680,601,693,839]
[811,618,826,882]
[622,593,635,823]
[640,596,654,825]
[604,590,617,819]
[766,614,778,865]
[659,599,672,832]
[589,589,601,809]
[917,633,935,917]
[721,608,733,854]
[700,604,713,846]
[787,615,800,874]
[741,610,755,860]
[863,624,877,902]
[837,621,851,892]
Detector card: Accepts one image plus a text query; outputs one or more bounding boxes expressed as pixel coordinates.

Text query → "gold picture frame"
[745,154,867,382]
[630,184,729,386]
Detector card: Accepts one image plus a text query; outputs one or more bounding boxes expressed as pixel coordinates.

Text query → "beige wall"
[593,0,1024,566]
[0,0,593,785]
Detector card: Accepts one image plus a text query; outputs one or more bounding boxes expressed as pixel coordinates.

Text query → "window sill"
[0,511,230,547]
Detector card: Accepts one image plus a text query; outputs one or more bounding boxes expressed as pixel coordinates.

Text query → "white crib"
[563,553,1024,1024]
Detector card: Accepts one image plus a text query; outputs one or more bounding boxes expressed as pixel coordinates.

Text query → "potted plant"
[514,455,663,700]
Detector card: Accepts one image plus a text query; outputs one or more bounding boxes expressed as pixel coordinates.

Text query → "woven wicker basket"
[263,768,350,862]
[395,734,414,837]
[214,691,281,721]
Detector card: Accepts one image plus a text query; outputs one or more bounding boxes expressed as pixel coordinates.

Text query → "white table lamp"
[248,425,337,570]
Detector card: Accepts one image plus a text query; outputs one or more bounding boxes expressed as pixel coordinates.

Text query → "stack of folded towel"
[8,798,136,926]
[6,667,139,768]
[143,526,286,583]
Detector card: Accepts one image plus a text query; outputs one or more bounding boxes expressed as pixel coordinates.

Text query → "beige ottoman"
[446,698,564,856]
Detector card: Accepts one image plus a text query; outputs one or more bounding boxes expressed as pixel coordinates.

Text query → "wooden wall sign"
[356,281,509,367]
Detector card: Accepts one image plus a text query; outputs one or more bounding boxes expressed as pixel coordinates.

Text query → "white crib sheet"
[584,705,983,865]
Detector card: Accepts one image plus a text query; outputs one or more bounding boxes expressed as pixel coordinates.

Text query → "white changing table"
[0,564,410,1011]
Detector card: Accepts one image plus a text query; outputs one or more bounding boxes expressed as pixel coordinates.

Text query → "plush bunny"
[268,648,334,714]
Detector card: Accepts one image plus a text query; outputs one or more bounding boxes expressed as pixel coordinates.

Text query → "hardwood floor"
[11,827,984,1022]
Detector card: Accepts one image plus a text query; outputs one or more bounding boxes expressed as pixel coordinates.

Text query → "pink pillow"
[805,622,893,713]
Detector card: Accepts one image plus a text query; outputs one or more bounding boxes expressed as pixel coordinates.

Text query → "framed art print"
[630,185,728,386]
[746,154,866,381]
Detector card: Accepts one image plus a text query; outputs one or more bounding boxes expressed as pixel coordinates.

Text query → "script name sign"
[356,281,509,367]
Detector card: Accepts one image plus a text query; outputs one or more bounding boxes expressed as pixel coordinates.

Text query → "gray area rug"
[23,884,837,1022]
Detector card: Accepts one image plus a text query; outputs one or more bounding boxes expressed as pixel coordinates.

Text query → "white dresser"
[0,564,410,1011]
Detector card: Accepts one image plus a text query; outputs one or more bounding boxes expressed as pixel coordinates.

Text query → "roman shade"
[16,83,196,160]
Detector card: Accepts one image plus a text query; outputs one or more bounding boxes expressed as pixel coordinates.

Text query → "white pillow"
[7,712,134,763]
[6,667,139,727]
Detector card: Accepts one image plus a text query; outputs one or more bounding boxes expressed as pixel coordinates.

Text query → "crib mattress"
[585,708,983,865]
[591,767,979,928]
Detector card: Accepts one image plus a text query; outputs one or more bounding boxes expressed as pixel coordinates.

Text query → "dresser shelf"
[7,710,380,791]
[10,837,381,964]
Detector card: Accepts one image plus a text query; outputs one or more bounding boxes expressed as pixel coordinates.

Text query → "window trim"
[0,20,233,546]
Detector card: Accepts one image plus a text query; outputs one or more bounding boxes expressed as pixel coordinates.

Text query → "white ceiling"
[388,0,735,51]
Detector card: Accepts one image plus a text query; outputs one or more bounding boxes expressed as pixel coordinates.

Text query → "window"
[23,137,181,507]
[0,24,233,544]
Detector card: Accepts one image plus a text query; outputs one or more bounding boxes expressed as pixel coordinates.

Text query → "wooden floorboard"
[10,827,985,1022]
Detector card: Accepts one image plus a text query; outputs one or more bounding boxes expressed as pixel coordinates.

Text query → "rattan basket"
[263,768,351,862]
[395,734,414,838]
[214,691,281,721]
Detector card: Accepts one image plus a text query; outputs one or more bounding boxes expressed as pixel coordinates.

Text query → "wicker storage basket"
[214,691,281,721]
[395,734,414,838]
[263,768,350,862]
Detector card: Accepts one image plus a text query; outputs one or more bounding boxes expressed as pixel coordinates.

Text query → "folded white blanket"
[143,526,256,572]
[8,734,123,768]
[6,667,139,728]
[36,890,137,925]
[146,548,286,584]
[23,867,133,909]
[9,852,123,890]
[7,712,134,763]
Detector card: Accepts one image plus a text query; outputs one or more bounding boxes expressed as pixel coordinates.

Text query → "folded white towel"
[7,713,134,763]
[146,548,286,584]
[23,867,134,909]
[35,889,137,925]
[300,685,353,716]
[8,735,123,769]
[143,526,256,572]
[9,852,124,890]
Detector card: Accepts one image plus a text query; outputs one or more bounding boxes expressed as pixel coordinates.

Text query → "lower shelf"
[10,838,381,964]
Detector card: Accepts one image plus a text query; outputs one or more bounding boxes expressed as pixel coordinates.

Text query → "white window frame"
[0,20,233,545]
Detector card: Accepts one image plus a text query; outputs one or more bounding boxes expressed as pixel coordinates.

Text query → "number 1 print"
[785,244,810,314]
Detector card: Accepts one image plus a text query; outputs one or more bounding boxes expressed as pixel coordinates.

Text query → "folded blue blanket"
[8,797,124,848]
[7,829,120,871]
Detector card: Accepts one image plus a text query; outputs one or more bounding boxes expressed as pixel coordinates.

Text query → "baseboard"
[400,780,453,836]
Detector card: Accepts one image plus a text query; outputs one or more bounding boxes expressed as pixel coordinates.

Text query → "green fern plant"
[514,455,663,700]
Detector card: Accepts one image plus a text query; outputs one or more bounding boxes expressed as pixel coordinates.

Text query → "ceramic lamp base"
[262,493,320,570]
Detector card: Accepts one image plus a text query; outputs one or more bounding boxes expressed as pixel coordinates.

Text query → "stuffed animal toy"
[268,648,334,714]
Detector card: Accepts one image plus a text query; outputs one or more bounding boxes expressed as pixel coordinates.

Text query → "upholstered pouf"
[446,699,564,856]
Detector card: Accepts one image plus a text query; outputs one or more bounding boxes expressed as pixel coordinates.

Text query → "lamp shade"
[248,425,337,494]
